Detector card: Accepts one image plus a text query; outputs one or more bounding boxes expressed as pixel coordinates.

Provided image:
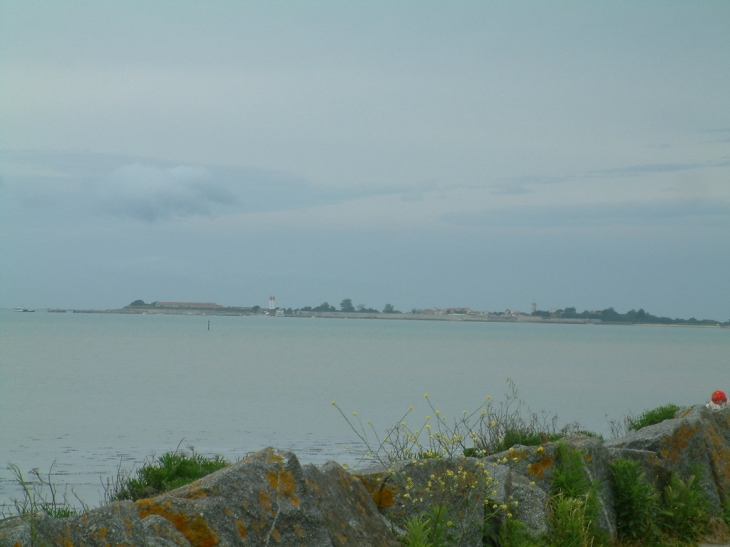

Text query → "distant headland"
[59,299,727,327]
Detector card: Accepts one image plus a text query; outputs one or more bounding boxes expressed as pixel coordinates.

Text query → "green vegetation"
[532,306,726,326]
[610,458,712,546]
[2,463,84,520]
[127,299,154,307]
[334,380,577,465]
[547,443,604,546]
[110,449,229,501]
[610,459,660,542]
[658,470,711,543]
[626,403,682,431]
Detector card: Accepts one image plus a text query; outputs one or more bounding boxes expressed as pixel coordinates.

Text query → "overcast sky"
[1,1,729,319]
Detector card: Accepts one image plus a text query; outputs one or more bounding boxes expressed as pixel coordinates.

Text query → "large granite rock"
[0,448,398,547]
[3,404,730,546]
[0,501,188,547]
[485,436,616,538]
[377,457,496,547]
[607,404,730,512]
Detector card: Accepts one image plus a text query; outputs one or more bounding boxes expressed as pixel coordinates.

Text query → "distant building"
[154,302,223,309]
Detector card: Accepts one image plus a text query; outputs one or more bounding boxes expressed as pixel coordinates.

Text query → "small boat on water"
[14,306,35,312]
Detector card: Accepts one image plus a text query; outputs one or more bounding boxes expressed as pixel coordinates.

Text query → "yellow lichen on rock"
[527,455,554,478]
[136,498,220,547]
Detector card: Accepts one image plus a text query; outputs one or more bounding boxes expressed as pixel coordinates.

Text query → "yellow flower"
[352,412,357,416]
[490,420,496,427]
[536,446,544,454]
[331,401,337,406]
[486,395,492,401]
[409,406,414,411]
[424,393,429,398]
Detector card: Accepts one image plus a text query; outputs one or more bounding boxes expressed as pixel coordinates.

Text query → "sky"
[1,1,729,319]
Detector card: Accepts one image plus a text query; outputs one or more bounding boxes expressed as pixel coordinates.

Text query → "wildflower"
[367,420,371,424]
[424,393,429,398]
[529,481,536,486]
[536,446,544,454]
[352,412,357,416]
[481,409,487,415]
[486,395,492,401]
[490,420,496,427]
[331,401,337,406]
[409,406,414,411]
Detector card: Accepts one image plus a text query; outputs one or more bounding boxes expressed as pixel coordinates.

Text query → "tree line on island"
[530,306,725,326]
[126,300,727,325]
[298,299,400,314]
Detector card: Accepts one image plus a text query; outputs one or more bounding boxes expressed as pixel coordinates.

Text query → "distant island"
[94,299,729,327]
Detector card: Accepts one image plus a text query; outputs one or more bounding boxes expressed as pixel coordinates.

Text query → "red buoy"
[711,390,727,404]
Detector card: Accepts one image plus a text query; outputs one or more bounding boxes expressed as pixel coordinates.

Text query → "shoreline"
[27,308,729,328]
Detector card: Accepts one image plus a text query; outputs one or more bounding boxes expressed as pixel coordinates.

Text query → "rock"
[485,436,616,539]
[133,446,400,546]
[0,448,398,547]
[509,472,548,538]
[4,404,730,546]
[0,501,169,547]
[360,456,500,547]
[302,461,400,547]
[607,404,730,512]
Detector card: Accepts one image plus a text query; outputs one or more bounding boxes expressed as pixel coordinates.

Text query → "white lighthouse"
[269,296,276,310]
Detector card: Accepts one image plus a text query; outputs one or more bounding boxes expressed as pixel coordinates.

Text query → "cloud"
[1,150,435,223]
[589,159,730,178]
[99,163,235,221]
[440,199,730,228]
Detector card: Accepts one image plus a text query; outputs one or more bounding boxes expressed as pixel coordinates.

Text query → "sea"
[1,310,728,510]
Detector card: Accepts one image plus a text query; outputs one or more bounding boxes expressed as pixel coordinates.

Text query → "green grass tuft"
[111,450,229,501]
[626,404,682,431]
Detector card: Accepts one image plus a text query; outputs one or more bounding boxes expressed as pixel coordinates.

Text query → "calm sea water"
[1,310,727,508]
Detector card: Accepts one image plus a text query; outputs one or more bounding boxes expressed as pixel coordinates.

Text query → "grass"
[1,462,85,520]
[333,379,582,467]
[658,468,711,543]
[109,448,229,501]
[627,404,682,432]
[610,458,714,546]
[609,458,660,543]
[547,443,604,547]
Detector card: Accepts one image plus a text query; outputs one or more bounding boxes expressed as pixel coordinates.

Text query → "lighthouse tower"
[269,296,276,310]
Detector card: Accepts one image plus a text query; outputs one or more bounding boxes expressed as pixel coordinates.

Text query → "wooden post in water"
[207,320,210,331]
